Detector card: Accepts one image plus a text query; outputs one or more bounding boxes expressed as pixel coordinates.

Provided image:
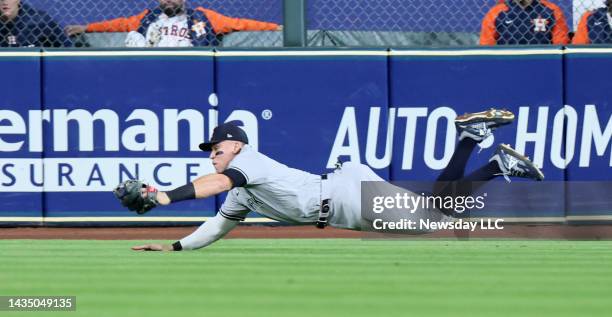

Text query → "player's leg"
[436,108,514,183]
[334,162,451,233]
[434,109,514,204]
[327,162,383,230]
[327,162,450,233]
[451,109,544,183]
[435,137,478,182]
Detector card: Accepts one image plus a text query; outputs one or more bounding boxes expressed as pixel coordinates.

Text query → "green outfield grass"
[1,239,611,317]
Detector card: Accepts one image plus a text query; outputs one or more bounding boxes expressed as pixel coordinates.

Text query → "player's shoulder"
[230,145,265,166]
[231,145,287,171]
[236,144,258,158]
[240,145,273,158]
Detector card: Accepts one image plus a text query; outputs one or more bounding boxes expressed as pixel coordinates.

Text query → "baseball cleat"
[489,144,545,182]
[455,108,515,128]
[455,109,515,142]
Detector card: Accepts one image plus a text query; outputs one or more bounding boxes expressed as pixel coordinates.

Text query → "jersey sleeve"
[86,9,149,33]
[546,1,570,45]
[225,148,267,187]
[218,189,250,221]
[179,212,239,250]
[479,4,505,45]
[571,11,592,45]
[199,8,279,34]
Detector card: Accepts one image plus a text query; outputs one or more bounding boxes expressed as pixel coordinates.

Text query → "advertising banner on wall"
[0,50,42,225]
[389,48,566,221]
[40,49,217,224]
[0,47,610,225]
[215,49,391,179]
[564,48,612,222]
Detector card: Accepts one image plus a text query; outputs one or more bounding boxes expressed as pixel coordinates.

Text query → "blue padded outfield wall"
[0,47,610,226]
[41,49,217,225]
[0,49,43,226]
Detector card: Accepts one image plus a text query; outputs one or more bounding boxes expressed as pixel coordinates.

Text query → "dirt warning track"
[2,224,612,240]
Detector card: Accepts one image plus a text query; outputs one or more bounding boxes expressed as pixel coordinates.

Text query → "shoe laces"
[469,123,491,154]
[506,155,519,171]
[493,151,519,182]
[495,153,538,182]
[473,122,488,136]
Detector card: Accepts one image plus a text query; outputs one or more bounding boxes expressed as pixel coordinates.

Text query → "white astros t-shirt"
[146,13,193,47]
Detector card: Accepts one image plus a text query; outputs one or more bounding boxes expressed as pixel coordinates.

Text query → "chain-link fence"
[307,0,611,46]
[1,0,610,48]
[0,0,282,48]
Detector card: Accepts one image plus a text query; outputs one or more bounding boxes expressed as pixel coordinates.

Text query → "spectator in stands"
[0,0,71,47]
[65,0,281,47]
[480,0,569,45]
[572,0,612,44]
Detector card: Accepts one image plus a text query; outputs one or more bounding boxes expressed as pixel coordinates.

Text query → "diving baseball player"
[114,109,544,251]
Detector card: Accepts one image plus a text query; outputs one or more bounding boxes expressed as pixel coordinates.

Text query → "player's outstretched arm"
[177,212,239,250]
[131,212,239,251]
[157,173,233,205]
[114,173,233,215]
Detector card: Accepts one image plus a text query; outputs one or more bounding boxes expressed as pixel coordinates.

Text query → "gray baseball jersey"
[179,145,450,250]
[218,145,322,224]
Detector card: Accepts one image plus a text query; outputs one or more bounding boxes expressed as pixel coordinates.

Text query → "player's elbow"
[194,173,233,197]
[211,174,233,193]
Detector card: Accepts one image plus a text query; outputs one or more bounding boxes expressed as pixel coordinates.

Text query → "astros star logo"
[532,16,549,32]
[191,21,207,38]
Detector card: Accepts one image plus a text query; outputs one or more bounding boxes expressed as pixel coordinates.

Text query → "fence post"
[283,0,307,47]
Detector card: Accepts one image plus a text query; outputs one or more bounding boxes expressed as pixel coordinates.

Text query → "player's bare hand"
[65,25,87,36]
[131,244,172,251]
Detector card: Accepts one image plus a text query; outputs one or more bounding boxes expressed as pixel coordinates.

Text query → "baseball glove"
[113,180,159,214]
